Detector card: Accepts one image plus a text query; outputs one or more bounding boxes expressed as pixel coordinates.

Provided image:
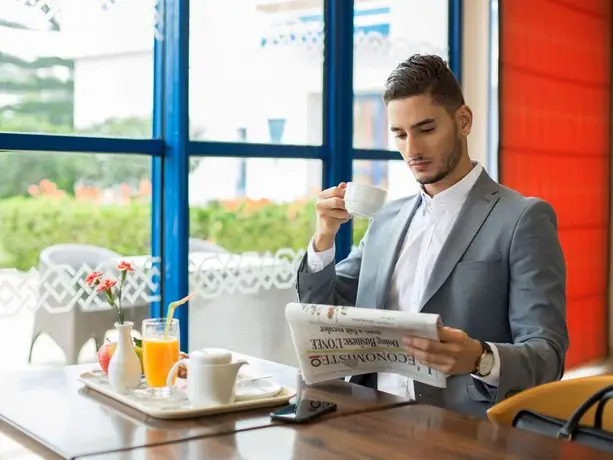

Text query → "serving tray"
[78,368,295,420]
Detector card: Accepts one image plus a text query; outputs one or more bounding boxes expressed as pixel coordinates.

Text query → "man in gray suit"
[296,54,568,417]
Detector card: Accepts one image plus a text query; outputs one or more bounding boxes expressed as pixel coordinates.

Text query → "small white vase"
[108,321,142,394]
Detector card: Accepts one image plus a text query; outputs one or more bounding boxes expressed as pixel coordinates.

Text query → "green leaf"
[133,337,142,348]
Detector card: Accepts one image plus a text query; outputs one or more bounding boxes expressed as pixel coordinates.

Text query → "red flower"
[85,271,103,286]
[96,278,117,293]
[116,261,134,272]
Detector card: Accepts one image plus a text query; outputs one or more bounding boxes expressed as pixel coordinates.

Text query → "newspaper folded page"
[285,302,447,389]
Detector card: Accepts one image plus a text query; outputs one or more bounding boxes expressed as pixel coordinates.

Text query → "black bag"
[512,383,613,453]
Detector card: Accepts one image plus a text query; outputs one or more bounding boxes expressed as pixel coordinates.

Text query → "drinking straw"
[164,293,195,339]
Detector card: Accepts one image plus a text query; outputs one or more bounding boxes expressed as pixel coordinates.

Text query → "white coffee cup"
[166,349,247,408]
[344,182,387,219]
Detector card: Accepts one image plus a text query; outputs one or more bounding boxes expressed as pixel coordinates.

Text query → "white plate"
[236,379,283,401]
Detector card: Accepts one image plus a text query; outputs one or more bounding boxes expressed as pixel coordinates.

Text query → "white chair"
[189,238,230,254]
[186,251,302,367]
[188,287,299,367]
[29,244,150,365]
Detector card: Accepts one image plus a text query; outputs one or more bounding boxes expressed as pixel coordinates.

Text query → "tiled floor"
[0,308,103,372]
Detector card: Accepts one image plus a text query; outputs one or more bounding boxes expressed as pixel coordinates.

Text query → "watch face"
[479,353,495,375]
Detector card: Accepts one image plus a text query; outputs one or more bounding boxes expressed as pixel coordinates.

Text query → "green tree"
[0,13,73,133]
[0,152,86,198]
[0,50,74,129]
[0,12,152,197]
[0,114,153,197]
[0,114,206,197]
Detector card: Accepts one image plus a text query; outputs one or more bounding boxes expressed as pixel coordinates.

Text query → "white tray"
[78,368,295,420]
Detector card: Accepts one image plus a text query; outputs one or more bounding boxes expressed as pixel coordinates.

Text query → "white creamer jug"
[166,348,247,407]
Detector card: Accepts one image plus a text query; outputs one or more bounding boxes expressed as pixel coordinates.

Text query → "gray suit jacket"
[296,170,568,417]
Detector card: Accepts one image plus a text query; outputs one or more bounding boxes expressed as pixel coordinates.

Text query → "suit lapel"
[374,196,421,309]
[419,172,501,311]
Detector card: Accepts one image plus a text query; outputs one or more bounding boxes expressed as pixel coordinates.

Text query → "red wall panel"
[499,0,611,367]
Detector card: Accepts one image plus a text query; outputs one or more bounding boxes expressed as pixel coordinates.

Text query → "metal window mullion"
[150,0,165,319]
[0,133,163,155]
[189,141,327,159]
[449,0,463,84]
[161,0,190,350]
[323,0,354,262]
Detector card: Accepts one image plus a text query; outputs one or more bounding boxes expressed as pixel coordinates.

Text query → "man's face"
[386,93,468,186]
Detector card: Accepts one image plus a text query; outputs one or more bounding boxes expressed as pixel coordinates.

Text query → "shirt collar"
[419,162,483,214]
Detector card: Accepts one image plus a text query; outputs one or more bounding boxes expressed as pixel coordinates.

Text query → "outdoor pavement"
[0,267,140,459]
[0,269,99,459]
[0,306,99,371]
[0,269,99,372]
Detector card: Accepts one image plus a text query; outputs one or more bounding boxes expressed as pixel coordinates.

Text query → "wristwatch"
[474,341,495,377]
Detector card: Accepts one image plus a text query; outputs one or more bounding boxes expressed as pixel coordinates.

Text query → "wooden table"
[76,403,612,459]
[0,357,411,459]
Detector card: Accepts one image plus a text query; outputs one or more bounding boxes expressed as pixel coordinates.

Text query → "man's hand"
[403,327,483,375]
[314,183,351,251]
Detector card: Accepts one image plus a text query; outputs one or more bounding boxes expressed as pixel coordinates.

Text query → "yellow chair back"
[487,376,613,431]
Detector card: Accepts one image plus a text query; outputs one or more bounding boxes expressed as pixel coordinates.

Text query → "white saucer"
[235,379,283,401]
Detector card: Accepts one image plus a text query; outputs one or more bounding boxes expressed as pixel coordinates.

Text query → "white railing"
[261,28,448,64]
[0,249,306,316]
[188,248,304,298]
[0,259,160,317]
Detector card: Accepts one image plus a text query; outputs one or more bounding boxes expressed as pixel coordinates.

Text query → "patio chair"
[189,238,230,254]
[28,244,149,365]
[487,375,613,431]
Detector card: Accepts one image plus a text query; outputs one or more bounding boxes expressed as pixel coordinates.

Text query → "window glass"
[0,0,156,137]
[189,0,324,145]
[0,151,155,369]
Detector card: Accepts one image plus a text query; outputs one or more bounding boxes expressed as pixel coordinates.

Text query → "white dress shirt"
[306,162,500,399]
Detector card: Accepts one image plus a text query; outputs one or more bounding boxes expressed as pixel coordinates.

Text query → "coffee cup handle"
[166,358,188,388]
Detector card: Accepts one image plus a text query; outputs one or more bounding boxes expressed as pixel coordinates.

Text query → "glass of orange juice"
[142,318,180,398]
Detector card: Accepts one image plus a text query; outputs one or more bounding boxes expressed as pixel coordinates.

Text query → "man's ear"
[456,105,473,137]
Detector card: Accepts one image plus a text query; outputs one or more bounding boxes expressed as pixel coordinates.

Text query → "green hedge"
[0,197,369,270]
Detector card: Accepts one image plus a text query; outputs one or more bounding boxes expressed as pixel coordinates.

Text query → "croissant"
[177,351,189,379]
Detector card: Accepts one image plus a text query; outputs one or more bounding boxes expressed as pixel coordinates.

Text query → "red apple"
[97,342,117,374]
[97,341,145,375]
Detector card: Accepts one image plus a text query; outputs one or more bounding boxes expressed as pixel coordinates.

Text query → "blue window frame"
[0,0,462,351]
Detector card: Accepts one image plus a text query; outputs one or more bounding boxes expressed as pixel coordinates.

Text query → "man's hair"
[383,54,464,112]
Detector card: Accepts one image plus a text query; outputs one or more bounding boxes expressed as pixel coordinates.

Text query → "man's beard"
[417,136,462,186]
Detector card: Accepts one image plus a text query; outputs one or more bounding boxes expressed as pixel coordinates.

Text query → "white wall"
[461,0,491,170]
[73,52,153,128]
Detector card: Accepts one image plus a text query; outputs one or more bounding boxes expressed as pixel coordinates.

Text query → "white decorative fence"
[0,249,305,366]
[0,260,160,317]
[0,249,305,317]
[187,248,305,299]
[260,26,449,65]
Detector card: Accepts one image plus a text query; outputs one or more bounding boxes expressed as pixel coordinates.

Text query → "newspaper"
[285,302,447,389]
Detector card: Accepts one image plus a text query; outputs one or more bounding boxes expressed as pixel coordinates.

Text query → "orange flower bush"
[74,184,102,202]
[0,196,370,270]
[27,179,66,199]
[221,198,271,213]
